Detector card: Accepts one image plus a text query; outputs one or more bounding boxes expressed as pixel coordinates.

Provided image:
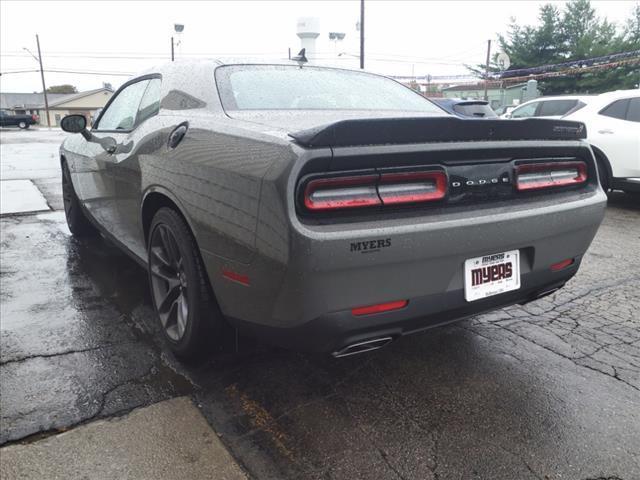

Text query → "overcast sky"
[0,0,636,93]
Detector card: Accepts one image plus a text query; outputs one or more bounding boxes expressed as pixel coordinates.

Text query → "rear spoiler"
[289,117,587,148]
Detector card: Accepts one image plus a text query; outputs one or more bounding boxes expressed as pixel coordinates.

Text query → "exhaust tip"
[332,336,394,358]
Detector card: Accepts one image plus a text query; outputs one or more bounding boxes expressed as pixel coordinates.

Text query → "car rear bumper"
[205,188,606,353]
[229,267,577,354]
[613,177,640,193]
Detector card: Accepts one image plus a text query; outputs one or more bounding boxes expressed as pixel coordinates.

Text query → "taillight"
[304,175,380,211]
[303,170,447,212]
[515,161,587,191]
[378,171,446,204]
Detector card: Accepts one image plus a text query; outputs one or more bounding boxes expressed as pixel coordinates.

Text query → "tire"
[595,156,610,193]
[61,161,97,236]
[147,207,222,359]
[18,121,28,129]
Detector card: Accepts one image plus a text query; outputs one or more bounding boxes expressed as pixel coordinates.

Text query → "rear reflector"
[352,300,408,316]
[222,269,250,286]
[378,171,447,204]
[304,175,380,211]
[515,161,587,191]
[550,258,574,271]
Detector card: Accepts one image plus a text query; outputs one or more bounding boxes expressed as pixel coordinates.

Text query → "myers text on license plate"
[464,250,521,302]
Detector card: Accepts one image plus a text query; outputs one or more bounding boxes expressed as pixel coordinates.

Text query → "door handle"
[106,144,117,154]
[598,129,614,134]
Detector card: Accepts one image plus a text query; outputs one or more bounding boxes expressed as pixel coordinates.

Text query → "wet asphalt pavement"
[1,140,639,478]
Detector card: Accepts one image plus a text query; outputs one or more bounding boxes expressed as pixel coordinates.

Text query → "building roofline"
[45,87,113,107]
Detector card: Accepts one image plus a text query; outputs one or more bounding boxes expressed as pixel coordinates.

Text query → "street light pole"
[35,35,50,128]
[359,0,365,69]
[483,39,492,102]
[172,24,184,62]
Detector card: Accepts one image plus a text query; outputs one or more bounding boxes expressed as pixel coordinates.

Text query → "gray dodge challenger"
[59,59,607,358]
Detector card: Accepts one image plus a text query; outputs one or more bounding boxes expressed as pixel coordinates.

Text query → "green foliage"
[46,84,78,94]
[471,0,640,94]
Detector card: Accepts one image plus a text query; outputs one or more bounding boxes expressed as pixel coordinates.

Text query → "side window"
[538,99,577,117]
[511,102,538,118]
[135,78,162,126]
[626,98,640,123]
[95,79,149,131]
[599,99,629,121]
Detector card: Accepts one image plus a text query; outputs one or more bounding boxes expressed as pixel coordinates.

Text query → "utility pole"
[359,0,365,69]
[35,34,50,128]
[483,39,491,102]
[171,37,175,61]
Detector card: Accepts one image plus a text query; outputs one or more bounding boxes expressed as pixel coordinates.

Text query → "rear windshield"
[215,65,443,113]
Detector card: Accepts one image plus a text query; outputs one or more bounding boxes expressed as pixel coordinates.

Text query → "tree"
[46,84,77,94]
[469,0,640,94]
[623,3,640,47]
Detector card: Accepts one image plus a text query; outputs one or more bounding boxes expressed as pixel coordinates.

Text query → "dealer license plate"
[464,250,520,302]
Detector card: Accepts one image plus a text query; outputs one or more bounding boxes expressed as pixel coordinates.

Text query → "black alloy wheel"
[149,223,190,341]
[148,207,221,358]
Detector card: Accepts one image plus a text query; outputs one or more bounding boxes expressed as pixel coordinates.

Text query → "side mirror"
[60,114,86,133]
[61,114,93,141]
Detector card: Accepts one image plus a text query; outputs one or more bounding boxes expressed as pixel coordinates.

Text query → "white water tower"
[297,17,320,59]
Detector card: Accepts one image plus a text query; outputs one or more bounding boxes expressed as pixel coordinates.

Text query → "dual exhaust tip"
[332,336,394,358]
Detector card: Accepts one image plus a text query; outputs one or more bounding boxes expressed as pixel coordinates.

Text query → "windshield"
[216,65,443,113]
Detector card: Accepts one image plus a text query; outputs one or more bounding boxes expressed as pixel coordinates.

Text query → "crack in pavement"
[487,322,640,392]
[0,342,138,366]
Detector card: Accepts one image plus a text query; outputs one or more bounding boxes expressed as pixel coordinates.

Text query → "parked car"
[494,105,516,116]
[431,98,497,118]
[564,89,640,193]
[503,95,591,119]
[59,60,606,359]
[0,110,38,129]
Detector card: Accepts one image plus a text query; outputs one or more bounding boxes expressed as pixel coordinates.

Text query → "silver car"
[58,60,606,359]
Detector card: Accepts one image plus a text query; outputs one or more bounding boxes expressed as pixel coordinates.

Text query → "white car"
[503,95,591,119]
[564,89,640,194]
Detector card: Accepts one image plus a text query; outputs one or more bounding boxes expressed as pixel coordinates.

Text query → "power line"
[2,48,488,64]
[45,69,133,76]
[0,69,133,76]
[0,69,40,75]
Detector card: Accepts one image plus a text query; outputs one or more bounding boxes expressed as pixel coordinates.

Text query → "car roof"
[433,98,489,106]
[140,58,389,78]
[517,95,593,107]
[593,89,640,100]
[570,89,640,114]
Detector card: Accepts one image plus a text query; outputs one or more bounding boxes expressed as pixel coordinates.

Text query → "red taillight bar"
[515,161,587,191]
[303,170,447,212]
[352,300,408,316]
[378,171,447,204]
[304,174,381,211]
